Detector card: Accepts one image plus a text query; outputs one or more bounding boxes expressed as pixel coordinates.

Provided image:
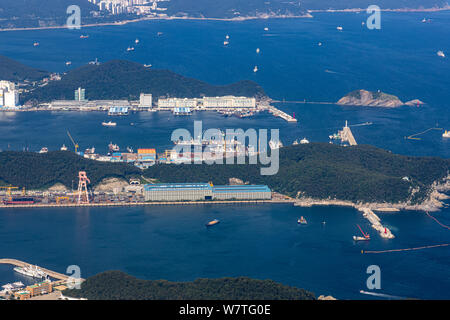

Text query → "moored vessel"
[353,224,370,241]
[443,130,450,138]
[13,265,47,279]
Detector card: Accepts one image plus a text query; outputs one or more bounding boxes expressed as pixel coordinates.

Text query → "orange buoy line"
[362,243,450,254]
[426,212,450,230]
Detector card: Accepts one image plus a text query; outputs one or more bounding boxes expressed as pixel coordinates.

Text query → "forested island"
[63,270,315,300]
[0,55,49,82]
[1,143,449,206]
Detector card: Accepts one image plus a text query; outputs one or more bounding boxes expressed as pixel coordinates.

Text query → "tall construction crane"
[0,185,19,202]
[67,130,79,153]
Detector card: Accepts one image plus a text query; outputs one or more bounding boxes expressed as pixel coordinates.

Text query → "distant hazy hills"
[22,60,266,102]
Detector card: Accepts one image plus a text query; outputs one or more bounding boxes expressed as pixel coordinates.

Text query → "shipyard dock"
[0,259,82,281]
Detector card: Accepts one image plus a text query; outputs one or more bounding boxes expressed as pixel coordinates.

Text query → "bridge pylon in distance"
[77,171,91,204]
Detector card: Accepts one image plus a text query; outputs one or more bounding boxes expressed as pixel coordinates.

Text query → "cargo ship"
[206,219,220,227]
[13,265,46,279]
[3,197,35,205]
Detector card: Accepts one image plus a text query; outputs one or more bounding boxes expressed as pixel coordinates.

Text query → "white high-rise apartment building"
[0,81,19,108]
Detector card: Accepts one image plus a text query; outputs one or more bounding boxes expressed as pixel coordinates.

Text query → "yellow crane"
[67,130,79,153]
[0,185,19,202]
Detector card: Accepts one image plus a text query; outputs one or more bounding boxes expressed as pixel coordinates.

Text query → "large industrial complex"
[144,183,272,202]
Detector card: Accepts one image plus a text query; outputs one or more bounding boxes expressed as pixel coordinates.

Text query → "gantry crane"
[67,130,79,153]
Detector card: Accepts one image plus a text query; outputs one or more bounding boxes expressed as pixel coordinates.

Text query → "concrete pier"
[268,106,297,122]
[0,259,82,281]
[338,121,357,146]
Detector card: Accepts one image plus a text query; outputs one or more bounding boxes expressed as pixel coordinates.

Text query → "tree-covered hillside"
[0,151,140,189]
[63,270,315,300]
[0,55,49,82]
[23,60,266,102]
[143,143,450,204]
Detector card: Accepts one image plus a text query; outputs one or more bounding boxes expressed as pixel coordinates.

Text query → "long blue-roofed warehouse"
[144,183,272,202]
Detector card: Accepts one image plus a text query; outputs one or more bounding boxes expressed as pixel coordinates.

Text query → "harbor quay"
[0,259,84,300]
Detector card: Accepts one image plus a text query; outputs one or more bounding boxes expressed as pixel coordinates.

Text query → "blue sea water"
[0,12,449,299]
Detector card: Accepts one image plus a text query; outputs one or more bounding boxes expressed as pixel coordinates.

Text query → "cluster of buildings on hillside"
[0,81,19,108]
[88,0,169,16]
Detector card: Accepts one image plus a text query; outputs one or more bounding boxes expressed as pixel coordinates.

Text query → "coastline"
[1,6,449,33]
[308,5,450,13]
[0,14,312,33]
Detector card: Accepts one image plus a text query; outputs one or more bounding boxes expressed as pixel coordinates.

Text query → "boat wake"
[359,290,408,300]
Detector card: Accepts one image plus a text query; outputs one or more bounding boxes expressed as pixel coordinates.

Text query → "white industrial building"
[139,93,153,108]
[202,96,256,109]
[158,98,199,109]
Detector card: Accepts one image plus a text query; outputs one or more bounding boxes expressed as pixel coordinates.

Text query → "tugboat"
[353,224,370,241]
[206,219,220,227]
[297,216,307,225]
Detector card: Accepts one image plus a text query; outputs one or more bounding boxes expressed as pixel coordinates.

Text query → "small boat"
[437,50,445,58]
[144,64,152,68]
[300,138,310,144]
[256,48,260,54]
[39,147,48,154]
[253,66,258,73]
[127,46,135,52]
[126,146,134,153]
[157,32,163,36]
[102,121,117,127]
[293,139,299,145]
[224,41,229,46]
[60,144,68,151]
[135,38,140,44]
[33,42,40,47]
[89,58,100,65]
[443,130,450,138]
[206,219,220,227]
[337,26,343,31]
[298,216,307,224]
[65,61,72,66]
[318,42,322,46]
[264,27,269,31]
[353,224,370,241]
[80,35,89,39]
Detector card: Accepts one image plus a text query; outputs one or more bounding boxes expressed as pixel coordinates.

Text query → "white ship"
[269,139,283,150]
[33,42,40,47]
[65,61,72,66]
[60,144,68,151]
[85,147,96,154]
[300,138,310,144]
[224,41,229,46]
[127,46,135,52]
[14,265,47,279]
[102,121,117,127]
[80,35,89,39]
[144,64,152,68]
[264,27,269,31]
[253,66,258,73]
[337,26,343,31]
[443,130,450,138]
[318,42,322,46]
[437,50,445,58]
[39,147,48,154]
[256,48,260,54]
[135,38,140,44]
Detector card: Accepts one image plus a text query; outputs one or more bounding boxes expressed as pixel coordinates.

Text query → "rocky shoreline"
[294,174,450,213]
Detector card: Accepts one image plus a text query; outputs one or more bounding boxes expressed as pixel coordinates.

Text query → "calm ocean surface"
[0,12,449,299]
